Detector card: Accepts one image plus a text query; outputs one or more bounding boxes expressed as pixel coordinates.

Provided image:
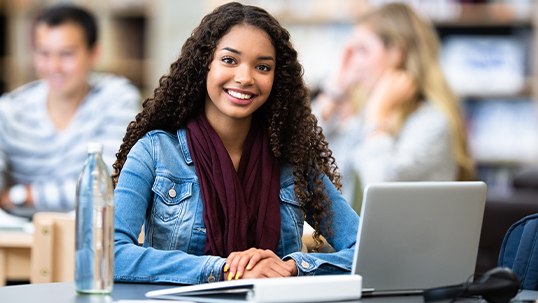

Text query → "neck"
[211,116,251,155]
[47,83,89,130]
[204,111,252,171]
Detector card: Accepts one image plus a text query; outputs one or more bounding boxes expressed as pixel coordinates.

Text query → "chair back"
[498,213,538,290]
[30,212,75,283]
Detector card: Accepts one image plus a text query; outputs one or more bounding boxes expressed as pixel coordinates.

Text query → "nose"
[48,54,62,73]
[234,64,254,86]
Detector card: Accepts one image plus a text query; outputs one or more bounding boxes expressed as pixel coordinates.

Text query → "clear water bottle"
[75,142,114,294]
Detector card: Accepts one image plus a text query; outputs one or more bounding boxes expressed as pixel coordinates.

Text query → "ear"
[89,42,101,67]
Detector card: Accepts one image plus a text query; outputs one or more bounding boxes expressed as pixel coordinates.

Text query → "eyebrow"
[221,47,275,61]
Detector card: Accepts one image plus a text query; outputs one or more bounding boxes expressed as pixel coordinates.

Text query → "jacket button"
[168,188,177,198]
[301,260,310,269]
[207,274,216,283]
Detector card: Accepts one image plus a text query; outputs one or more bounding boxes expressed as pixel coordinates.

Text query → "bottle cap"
[87,142,103,154]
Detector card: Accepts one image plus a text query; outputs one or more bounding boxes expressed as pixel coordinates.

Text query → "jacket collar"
[176,129,193,165]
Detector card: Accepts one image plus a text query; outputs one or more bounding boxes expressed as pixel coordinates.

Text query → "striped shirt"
[0,72,141,211]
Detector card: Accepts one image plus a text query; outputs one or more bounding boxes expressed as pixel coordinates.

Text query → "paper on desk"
[115,301,195,303]
[514,290,538,301]
[0,208,32,231]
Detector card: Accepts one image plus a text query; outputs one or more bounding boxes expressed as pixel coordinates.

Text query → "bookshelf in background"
[433,1,537,195]
[0,7,6,94]
[260,0,538,195]
[1,0,537,196]
[102,1,150,96]
[106,15,147,93]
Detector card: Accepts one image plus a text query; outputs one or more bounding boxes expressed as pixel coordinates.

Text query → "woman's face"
[348,24,401,91]
[205,23,276,125]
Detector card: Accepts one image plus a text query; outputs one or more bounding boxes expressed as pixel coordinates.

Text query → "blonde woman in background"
[314,2,475,209]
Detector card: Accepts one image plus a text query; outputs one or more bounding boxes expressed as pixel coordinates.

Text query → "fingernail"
[228,273,232,281]
[224,264,229,272]
[235,272,240,280]
[246,264,252,270]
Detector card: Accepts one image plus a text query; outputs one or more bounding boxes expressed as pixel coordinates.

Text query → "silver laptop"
[352,181,487,295]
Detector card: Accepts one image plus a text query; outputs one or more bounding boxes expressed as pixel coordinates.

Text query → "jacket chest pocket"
[152,176,193,222]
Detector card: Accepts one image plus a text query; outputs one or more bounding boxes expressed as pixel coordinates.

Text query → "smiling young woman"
[204,24,276,170]
[111,2,359,285]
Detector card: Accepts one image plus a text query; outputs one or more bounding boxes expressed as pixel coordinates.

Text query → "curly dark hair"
[112,2,341,252]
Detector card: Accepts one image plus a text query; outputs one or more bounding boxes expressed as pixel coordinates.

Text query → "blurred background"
[0,0,537,272]
[1,0,537,197]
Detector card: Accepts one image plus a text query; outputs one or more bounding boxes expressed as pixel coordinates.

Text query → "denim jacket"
[114,129,360,284]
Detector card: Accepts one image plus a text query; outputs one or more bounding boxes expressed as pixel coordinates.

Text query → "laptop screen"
[351,182,487,294]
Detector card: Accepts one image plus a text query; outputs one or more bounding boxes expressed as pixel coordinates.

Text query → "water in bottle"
[75,142,114,294]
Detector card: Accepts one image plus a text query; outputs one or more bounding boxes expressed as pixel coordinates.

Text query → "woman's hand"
[223,248,297,280]
[365,69,417,129]
[239,258,297,279]
[328,39,363,94]
[317,40,360,122]
[324,38,367,98]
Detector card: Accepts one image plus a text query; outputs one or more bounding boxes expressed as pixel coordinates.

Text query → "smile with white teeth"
[227,89,253,100]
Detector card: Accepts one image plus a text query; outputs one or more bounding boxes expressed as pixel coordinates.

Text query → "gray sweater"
[0,73,141,211]
[314,101,458,205]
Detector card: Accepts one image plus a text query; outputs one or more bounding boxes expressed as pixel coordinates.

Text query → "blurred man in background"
[0,5,140,216]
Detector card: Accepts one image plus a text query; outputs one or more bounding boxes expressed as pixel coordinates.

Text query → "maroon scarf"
[186,114,281,257]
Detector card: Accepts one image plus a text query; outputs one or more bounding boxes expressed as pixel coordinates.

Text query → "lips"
[47,73,67,88]
[226,89,252,100]
[225,89,257,105]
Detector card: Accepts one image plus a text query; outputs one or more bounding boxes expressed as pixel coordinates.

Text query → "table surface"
[0,282,424,303]
[3,281,537,303]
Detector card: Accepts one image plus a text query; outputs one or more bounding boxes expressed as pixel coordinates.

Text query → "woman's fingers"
[243,250,277,270]
[224,250,297,280]
[327,39,359,94]
[372,69,417,110]
[239,258,295,279]
[236,249,280,279]
[390,71,417,104]
[340,40,355,69]
[267,260,295,277]
[225,248,254,280]
[224,248,279,280]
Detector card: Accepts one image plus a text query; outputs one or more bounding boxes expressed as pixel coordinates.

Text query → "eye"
[356,44,368,55]
[222,57,236,64]
[257,64,271,72]
[37,50,49,57]
[60,51,75,58]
